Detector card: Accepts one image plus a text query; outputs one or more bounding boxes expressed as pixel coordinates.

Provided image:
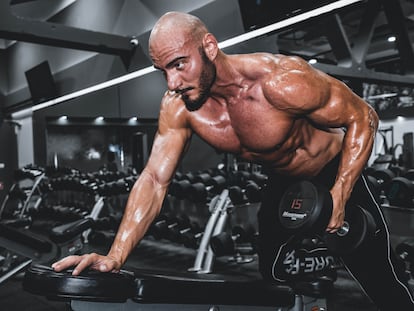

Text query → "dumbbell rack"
[188,189,231,274]
[0,170,46,220]
[0,169,47,285]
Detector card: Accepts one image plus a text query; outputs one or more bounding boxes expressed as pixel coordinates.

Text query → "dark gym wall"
[119,71,166,119]
[0,50,7,97]
[32,68,223,173]
[0,122,18,205]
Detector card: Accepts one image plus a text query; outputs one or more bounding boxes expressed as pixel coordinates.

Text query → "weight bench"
[23,263,333,311]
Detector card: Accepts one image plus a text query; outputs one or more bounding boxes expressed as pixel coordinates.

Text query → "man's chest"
[188,99,297,154]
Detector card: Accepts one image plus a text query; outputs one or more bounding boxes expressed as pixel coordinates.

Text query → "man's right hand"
[51,253,122,276]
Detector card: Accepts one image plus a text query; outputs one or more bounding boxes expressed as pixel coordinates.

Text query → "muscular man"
[52,11,414,310]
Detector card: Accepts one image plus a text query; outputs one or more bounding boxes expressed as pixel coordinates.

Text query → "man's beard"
[182,50,216,112]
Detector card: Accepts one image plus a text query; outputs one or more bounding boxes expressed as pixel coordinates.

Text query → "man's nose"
[166,72,182,92]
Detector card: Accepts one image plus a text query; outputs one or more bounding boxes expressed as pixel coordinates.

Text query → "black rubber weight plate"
[23,264,136,302]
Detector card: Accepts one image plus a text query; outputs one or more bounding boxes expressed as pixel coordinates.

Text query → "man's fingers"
[71,255,93,275]
[326,220,344,233]
[52,255,82,271]
[164,90,175,96]
[51,254,101,275]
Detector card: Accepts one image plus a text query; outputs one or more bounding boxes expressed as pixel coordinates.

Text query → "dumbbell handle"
[336,221,350,237]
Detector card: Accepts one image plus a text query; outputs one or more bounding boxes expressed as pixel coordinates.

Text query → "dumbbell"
[168,179,192,200]
[395,239,414,280]
[386,170,414,208]
[249,172,268,187]
[188,174,227,203]
[181,225,204,249]
[229,185,248,205]
[210,225,257,256]
[244,180,262,203]
[278,180,377,255]
[228,180,263,205]
[149,214,190,241]
[169,221,202,245]
[396,239,414,264]
[367,168,396,194]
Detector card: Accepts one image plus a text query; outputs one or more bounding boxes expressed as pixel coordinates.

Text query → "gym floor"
[0,239,381,311]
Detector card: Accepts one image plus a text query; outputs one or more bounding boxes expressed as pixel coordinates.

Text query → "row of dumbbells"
[365,166,414,208]
[144,211,259,257]
[6,169,138,207]
[24,204,121,235]
[168,168,268,205]
[44,174,138,197]
[145,213,205,249]
[89,212,206,249]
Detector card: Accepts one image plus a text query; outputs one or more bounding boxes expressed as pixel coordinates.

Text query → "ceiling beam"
[0,1,137,68]
[380,0,414,74]
[351,0,381,65]
[314,62,414,86]
[324,14,354,67]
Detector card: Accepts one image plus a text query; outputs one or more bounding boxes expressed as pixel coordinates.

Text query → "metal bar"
[313,62,414,86]
[352,0,381,65]
[0,1,136,67]
[199,196,231,274]
[0,258,32,285]
[324,14,354,67]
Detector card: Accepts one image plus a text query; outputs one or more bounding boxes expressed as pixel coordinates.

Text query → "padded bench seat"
[131,267,296,307]
[23,264,296,308]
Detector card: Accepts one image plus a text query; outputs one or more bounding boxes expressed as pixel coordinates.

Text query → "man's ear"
[203,33,218,61]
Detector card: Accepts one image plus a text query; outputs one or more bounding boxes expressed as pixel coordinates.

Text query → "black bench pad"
[130,267,295,307]
[23,264,295,307]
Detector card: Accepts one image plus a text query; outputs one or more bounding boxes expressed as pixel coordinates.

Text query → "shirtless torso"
[180,53,345,177]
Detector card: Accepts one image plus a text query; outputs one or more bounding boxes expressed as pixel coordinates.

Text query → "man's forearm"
[333,107,378,203]
[106,171,168,266]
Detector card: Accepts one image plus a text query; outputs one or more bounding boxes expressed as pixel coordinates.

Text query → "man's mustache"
[176,87,193,94]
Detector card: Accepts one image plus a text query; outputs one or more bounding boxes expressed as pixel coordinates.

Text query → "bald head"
[149,12,209,49]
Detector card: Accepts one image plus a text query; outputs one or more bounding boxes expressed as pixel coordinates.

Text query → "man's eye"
[175,62,184,70]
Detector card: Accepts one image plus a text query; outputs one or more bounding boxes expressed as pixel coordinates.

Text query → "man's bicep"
[144,128,191,186]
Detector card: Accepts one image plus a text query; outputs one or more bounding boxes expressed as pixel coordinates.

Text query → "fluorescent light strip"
[31,65,156,112]
[367,93,398,100]
[218,0,362,49]
[19,0,361,116]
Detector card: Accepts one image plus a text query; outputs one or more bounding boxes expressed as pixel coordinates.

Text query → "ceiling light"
[387,36,396,42]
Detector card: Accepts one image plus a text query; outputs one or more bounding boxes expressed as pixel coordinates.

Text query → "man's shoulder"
[236,53,310,78]
[158,94,190,129]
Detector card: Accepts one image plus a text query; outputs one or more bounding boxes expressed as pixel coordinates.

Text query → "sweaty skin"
[52,11,378,275]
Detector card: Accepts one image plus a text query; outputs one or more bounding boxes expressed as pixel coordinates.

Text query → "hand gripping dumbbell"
[278,180,377,255]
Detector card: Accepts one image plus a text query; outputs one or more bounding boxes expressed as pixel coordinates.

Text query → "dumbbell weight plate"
[323,205,376,255]
[387,177,414,208]
[23,264,136,302]
[278,180,332,236]
[210,232,235,256]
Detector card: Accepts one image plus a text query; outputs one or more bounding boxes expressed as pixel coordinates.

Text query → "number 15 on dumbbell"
[278,181,377,255]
